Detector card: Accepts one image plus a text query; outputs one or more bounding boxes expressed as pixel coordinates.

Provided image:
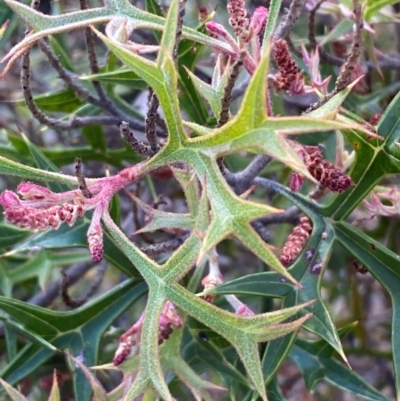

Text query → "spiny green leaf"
[157,0,178,67]
[335,221,400,399]
[263,0,282,53]
[3,0,234,74]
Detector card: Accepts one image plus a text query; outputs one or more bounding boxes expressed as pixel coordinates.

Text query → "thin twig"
[173,0,187,63]
[226,154,272,194]
[120,121,153,156]
[286,34,303,58]
[256,205,300,225]
[218,55,244,127]
[37,39,148,130]
[60,262,107,309]
[79,0,108,102]
[141,237,186,257]
[30,261,96,307]
[75,157,93,198]
[274,0,309,41]
[304,0,363,114]
[145,90,162,155]
[21,40,144,130]
[308,0,326,52]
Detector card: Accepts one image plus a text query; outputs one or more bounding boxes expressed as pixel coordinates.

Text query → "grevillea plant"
[0,0,400,400]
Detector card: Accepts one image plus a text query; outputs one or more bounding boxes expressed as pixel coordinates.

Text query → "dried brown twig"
[304,0,363,113]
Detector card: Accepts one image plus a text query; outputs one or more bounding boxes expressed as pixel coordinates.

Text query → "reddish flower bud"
[289,172,305,192]
[369,113,381,126]
[273,39,303,92]
[198,6,209,23]
[206,21,231,40]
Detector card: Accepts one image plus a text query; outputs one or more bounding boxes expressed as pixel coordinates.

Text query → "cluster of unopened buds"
[0,165,140,262]
[204,2,268,74]
[113,301,182,366]
[290,145,354,194]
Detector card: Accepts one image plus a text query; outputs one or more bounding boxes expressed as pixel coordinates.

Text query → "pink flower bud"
[113,314,144,365]
[0,190,21,208]
[87,221,104,262]
[227,0,249,38]
[202,271,223,303]
[17,182,57,201]
[249,7,268,36]
[236,304,255,316]
[158,301,182,344]
[206,21,232,40]
[290,172,305,192]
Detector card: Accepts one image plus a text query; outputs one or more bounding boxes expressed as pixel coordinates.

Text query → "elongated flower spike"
[300,146,354,193]
[280,216,313,267]
[273,39,305,94]
[227,0,249,39]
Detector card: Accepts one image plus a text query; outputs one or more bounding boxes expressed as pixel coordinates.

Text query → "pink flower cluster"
[0,183,86,231]
[205,5,268,74]
[0,165,141,262]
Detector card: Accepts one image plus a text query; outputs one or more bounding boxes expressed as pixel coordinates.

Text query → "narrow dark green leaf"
[82,124,107,152]
[210,272,294,298]
[81,69,147,89]
[335,221,400,399]
[0,223,31,248]
[16,88,82,113]
[291,338,390,401]
[21,133,72,192]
